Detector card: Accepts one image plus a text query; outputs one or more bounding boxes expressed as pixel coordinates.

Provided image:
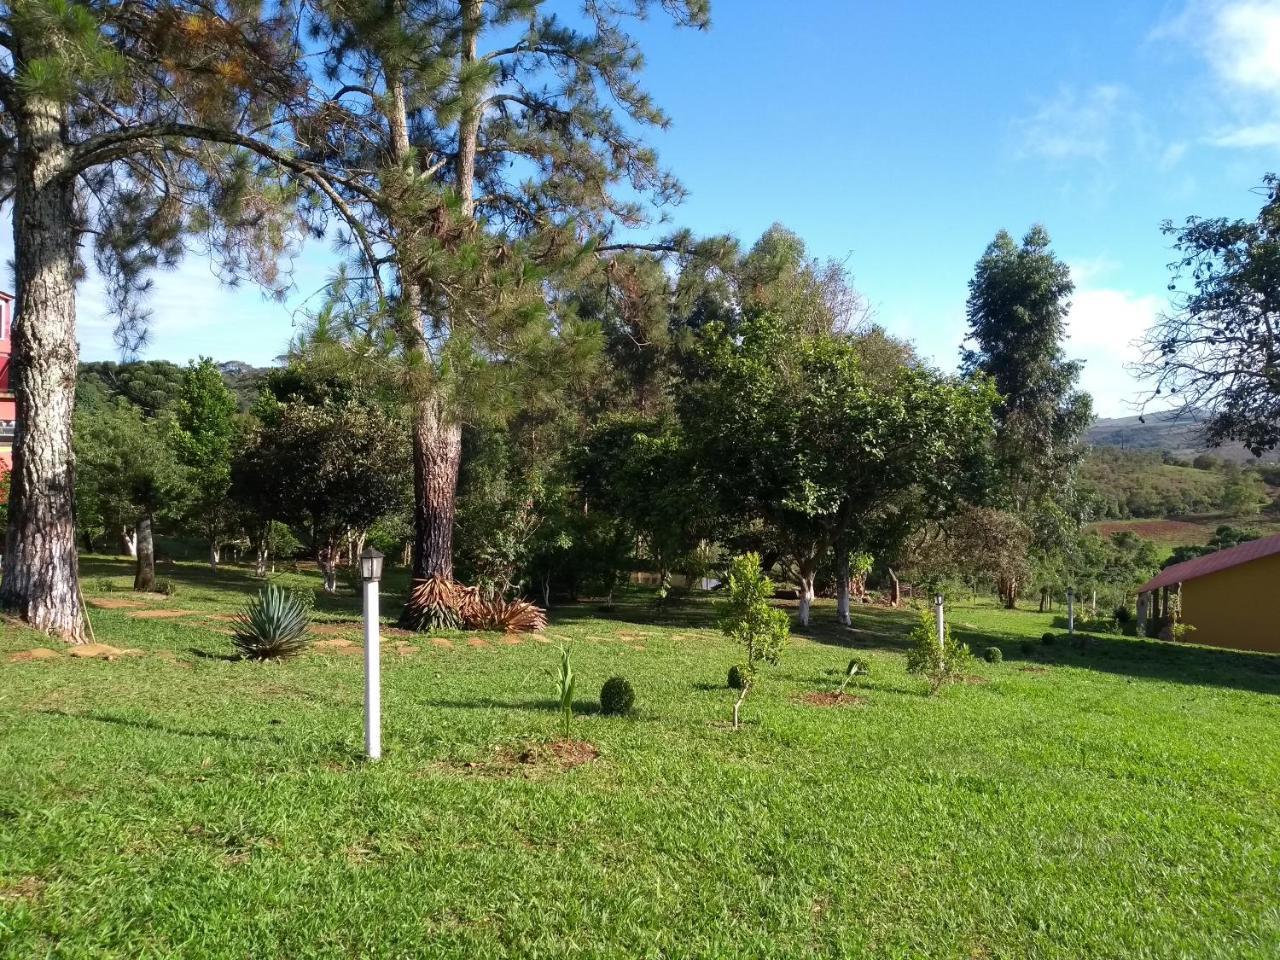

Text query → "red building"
[0,291,13,468]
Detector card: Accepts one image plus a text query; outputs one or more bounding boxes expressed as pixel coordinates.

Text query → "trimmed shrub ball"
[600,676,636,716]
[728,664,746,690]
[983,646,1003,663]
[1041,632,1056,646]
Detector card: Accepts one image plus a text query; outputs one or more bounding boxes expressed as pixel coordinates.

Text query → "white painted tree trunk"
[121,527,137,558]
[797,575,816,627]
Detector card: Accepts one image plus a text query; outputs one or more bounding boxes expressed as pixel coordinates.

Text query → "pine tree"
[0,0,371,639]
[301,0,709,616]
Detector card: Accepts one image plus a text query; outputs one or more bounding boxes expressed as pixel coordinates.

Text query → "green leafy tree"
[74,402,188,591]
[232,401,410,593]
[171,358,241,571]
[905,606,973,696]
[1139,175,1280,455]
[685,313,996,625]
[962,226,1092,605]
[716,553,789,729]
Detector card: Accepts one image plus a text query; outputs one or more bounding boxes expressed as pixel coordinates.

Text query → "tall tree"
[1138,174,1280,455]
[171,358,241,571]
[962,226,1092,606]
[0,0,371,639]
[305,0,709,608]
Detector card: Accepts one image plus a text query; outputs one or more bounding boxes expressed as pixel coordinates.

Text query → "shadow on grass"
[421,697,604,716]
[38,708,286,745]
[952,625,1280,697]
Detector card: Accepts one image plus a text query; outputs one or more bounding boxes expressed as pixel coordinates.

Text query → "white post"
[1137,592,1149,635]
[1067,587,1075,637]
[934,594,945,657]
[363,578,381,760]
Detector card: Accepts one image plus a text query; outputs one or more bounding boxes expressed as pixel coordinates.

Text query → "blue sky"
[30,0,1280,416]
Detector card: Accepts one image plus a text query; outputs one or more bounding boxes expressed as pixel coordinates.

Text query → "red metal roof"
[1139,532,1280,593]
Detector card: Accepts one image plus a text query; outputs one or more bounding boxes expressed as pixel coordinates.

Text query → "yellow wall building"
[1139,534,1280,654]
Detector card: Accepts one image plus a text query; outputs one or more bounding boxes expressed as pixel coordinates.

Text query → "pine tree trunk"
[410,397,462,580]
[0,86,85,641]
[134,515,156,592]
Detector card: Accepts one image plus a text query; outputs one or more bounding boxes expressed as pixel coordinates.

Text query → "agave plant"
[467,597,549,633]
[399,577,482,632]
[232,585,312,661]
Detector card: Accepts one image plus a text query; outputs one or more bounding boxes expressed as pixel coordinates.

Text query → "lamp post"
[1066,586,1075,638]
[359,546,384,760]
[934,593,945,657]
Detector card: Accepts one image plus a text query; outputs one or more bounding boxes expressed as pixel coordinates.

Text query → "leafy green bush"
[87,577,115,594]
[1114,605,1133,624]
[600,676,636,716]
[292,588,317,613]
[717,553,790,728]
[1041,632,1056,645]
[232,585,311,661]
[905,607,973,695]
[727,664,746,690]
[155,578,178,597]
[983,646,1003,663]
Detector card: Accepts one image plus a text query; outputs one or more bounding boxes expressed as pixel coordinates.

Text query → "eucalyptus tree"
[0,0,379,639]
[303,0,710,608]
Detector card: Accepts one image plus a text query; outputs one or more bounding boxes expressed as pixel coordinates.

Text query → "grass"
[3,557,1280,958]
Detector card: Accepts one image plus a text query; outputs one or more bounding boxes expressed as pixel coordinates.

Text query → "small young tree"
[171,358,241,572]
[716,553,790,729]
[905,606,973,696]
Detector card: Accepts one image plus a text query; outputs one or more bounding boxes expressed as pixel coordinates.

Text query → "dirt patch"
[960,675,991,685]
[467,637,490,649]
[1019,665,1049,674]
[500,635,522,646]
[391,642,418,656]
[0,876,44,903]
[802,692,868,708]
[8,648,61,664]
[130,609,198,620]
[68,643,144,661]
[311,622,361,636]
[204,614,237,623]
[86,597,145,610]
[430,638,454,650]
[312,637,355,650]
[445,739,600,778]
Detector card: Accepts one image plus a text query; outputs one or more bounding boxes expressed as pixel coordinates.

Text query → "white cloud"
[1161,1,1280,149]
[1066,286,1163,418]
[1207,121,1280,146]
[1013,85,1132,162]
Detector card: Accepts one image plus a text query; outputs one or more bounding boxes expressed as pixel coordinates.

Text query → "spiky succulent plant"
[231,585,312,661]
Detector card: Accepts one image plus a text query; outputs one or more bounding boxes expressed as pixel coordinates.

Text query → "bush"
[983,646,1003,663]
[231,585,311,661]
[1114,605,1133,624]
[155,578,178,597]
[293,587,317,613]
[717,553,790,728]
[87,577,115,593]
[1041,632,1056,645]
[600,676,636,716]
[728,663,746,690]
[905,608,973,695]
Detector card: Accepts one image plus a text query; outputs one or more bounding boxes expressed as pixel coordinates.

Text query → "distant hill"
[1087,410,1275,464]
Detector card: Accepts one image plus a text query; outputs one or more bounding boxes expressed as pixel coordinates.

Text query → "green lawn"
[3,558,1280,958]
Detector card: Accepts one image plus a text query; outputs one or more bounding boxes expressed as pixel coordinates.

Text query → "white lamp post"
[359,546,384,760]
[934,592,945,656]
[1066,586,1075,638]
